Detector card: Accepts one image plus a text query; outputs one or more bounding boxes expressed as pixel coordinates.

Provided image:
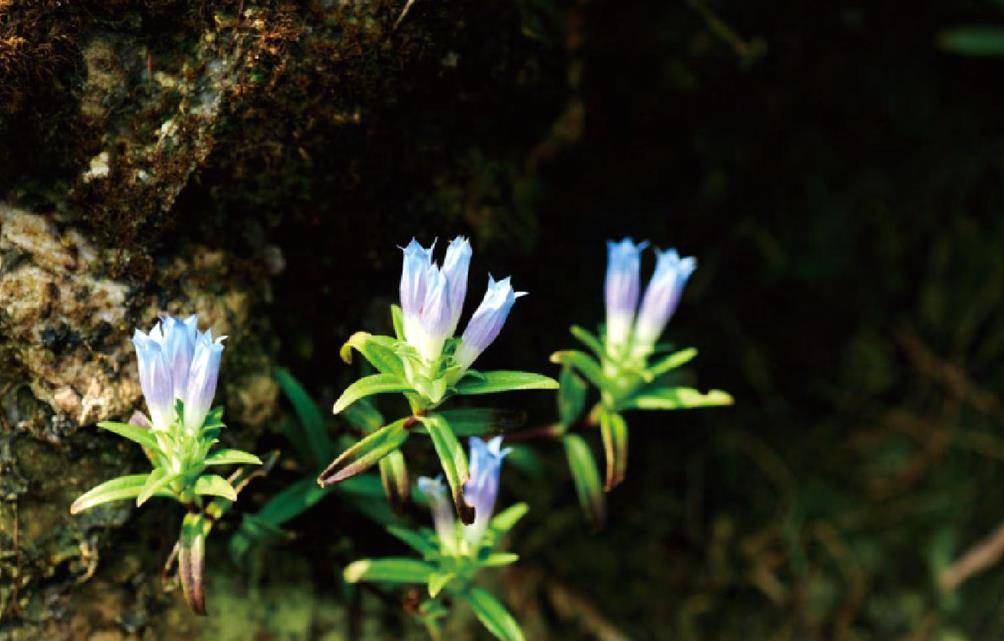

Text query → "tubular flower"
[398,236,474,362]
[604,238,647,355]
[462,436,511,543]
[455,276,525,370]
[418,475,457,551]
[132,314,225,432]
[632,247,696,354]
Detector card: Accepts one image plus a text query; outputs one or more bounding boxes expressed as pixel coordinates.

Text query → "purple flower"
[604,238,647,354]
[132,314,225,432]
[462,436,511,543]
[632,248,696,353]
[418,475,457,551]
[441,236,472,337]
[455,276,525,370]
[398,236,474,363]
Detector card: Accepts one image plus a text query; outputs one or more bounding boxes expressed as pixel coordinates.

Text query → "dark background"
[7,0,1004,638]
[258,1,1004,638]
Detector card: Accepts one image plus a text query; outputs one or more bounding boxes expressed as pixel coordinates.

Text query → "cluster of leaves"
[552,325,733,524]
[344,502,529,641]
[229,368,399,564]
[319,304,556,523]
[70,402,262,612]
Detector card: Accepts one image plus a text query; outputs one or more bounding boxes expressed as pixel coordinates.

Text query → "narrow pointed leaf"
[379,449,410,512]
[275,367,334,465]
[462,588,526,641]
[96,421,160,452]
[332,373,413,415]
[437,408,526,436]
[480,552,519,567]
[193,474,238,501]
[646,347,698,379]
[549,351,607,389]
[454,371,558,395]
[599,409,628,491]
[623,387,734,411]
[558,366,589,426]
[490,502,529,533]
[562,434,605,526]
[344,558,435,584]
[418,413,474,524]
[342,397,385,433]
[386,525,439,557]
[428,571,455,597]
[204,448,263,466]
[70,474,157,514]
[339,331,406,376]
[570,325,605,358]
[391,304,406,340]
[318,418,411,487]
[137,467,177,507]
[938,26,1004,57]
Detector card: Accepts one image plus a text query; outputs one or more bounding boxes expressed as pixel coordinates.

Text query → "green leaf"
[938,26,1004,57]
[275,367,335,465]
[342,397,385,434]
[622,387,734,411]
[332,373,413,415]
[454,370,558,395]
[549,351,607,389]
[562,434,605,526]
[386,525,439,557]
[254,476,331,526]
[418,413,474,524]
[137,467,178,507]
[428,571,455,597]
[204,448,263,466]
[339,331,406,377]
[318,418,411,486]
[570,325,605,358]
[343,558,435,584]
[462,588,526,641]
[70,474,161,514]
[558,365,588,426]
[193,474,238,501]
[646,347,698,379]
[599,409,628,491]
[379,448,410,510]
[480,552,519,567]
[391,304,406,340]
[437,408,526,436]
[490,502,529,533]
[96,421,160,452]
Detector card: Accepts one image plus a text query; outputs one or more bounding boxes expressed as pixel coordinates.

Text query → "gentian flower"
[454,276,525,370]
[632,248,696,354]
[604,238,647,355]
[441,236,472,336]
[132,314,225,432]
[399,237,473,362]
[462,436,511,543]
[418,475,457,552]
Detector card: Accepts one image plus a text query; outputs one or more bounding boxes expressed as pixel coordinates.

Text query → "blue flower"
[441,236,472,336]
[455,276,525,370]
[604,238,647,354]
[632,248,696,354]
[398,236,473,363]
[132,314,225,432]
[462,436,511,543]
[418,475,457,551]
